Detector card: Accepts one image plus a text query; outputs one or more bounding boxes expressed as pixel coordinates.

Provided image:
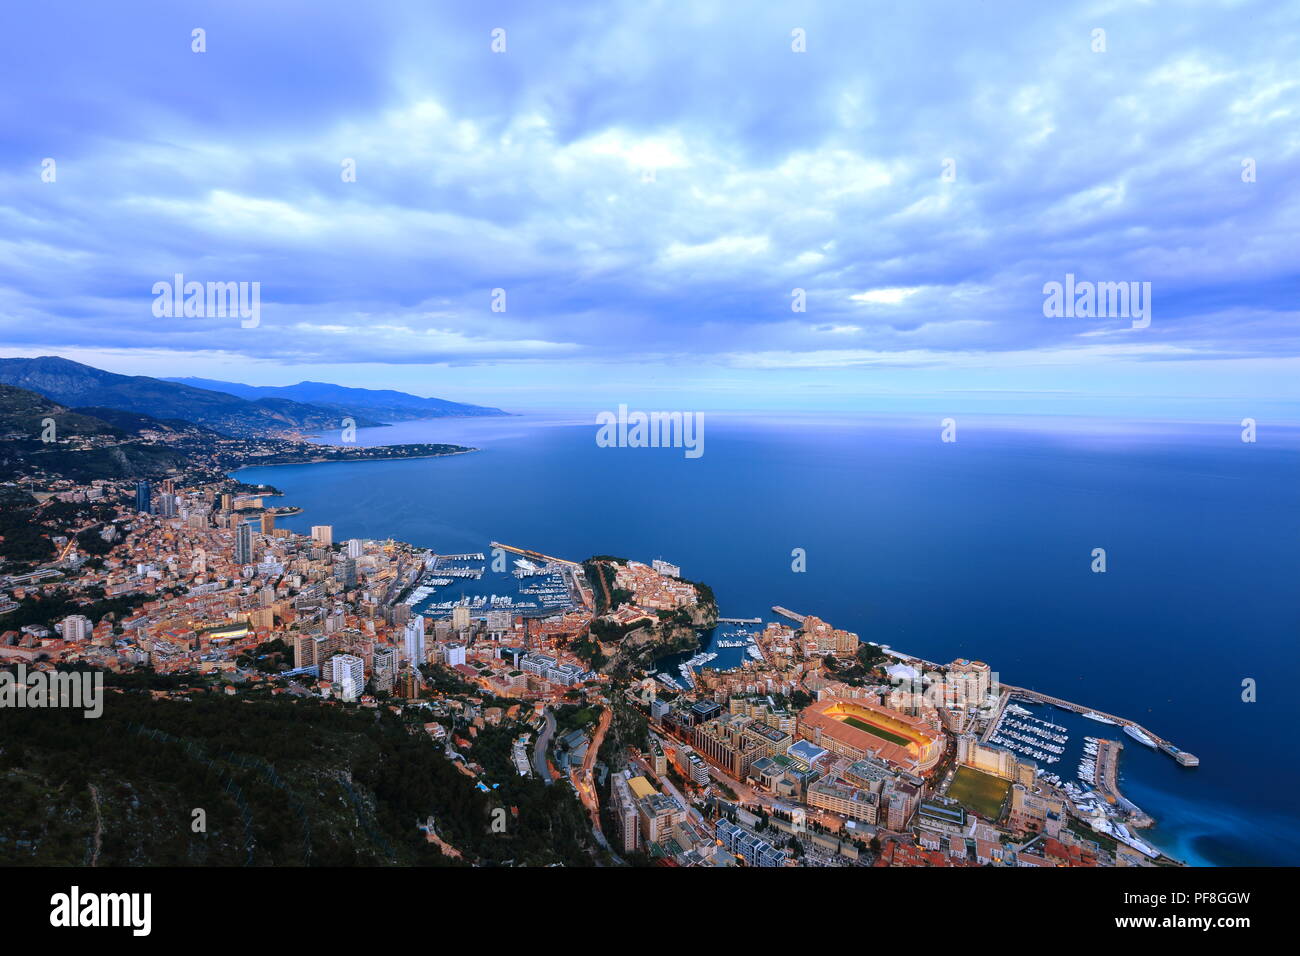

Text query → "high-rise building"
[451,606,471,630]
[61,615,92,641]
[310,525,334,547]
[134,480,152,515]
[292,631,326,671]
[945,658,992,709]
[637,790,686,845]
[346,538,364,559]
[329,654,366,702]
[403,615,426,666]
[220,493,233,511]
[372,646,398,693]
[395,669,419,699]
[260,512,276,533]
[334,557,357,588]
[609,773,641,854]
[234,522,254,565]
[158,493,177,518]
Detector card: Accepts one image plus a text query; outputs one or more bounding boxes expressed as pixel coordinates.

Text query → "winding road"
[533,707,556,784]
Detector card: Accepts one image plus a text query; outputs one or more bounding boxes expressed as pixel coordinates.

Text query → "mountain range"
[0,357,506,437]
[166,376,506,423]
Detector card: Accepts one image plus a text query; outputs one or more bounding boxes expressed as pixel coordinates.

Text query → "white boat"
[1124,725,1158,748]
[1084,712,1119,725]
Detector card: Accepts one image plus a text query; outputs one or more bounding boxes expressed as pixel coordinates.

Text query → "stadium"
[799,696,945,774]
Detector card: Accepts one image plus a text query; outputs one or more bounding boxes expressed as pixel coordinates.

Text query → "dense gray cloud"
[0,0,1297,400]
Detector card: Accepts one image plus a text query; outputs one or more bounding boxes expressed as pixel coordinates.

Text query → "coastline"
[230,447,479,474]
[226,416,1293,867]
[250,474,1178,853]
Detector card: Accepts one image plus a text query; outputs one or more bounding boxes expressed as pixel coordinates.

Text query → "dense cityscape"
[1,455,1201,869]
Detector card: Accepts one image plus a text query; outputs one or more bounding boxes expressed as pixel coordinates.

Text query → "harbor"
[985,703,1068,766]
[770,603,1199,776]
[404,547,583,619]
[985,700,1163,857]
[655,621,764,688]
[1002,684,1199,768]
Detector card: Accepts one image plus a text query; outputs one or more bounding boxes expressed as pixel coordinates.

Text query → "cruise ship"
[1124,724,1158,748]
[1083,711,1119,725]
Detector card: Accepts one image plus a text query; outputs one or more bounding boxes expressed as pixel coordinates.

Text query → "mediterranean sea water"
[236,411,1300,866]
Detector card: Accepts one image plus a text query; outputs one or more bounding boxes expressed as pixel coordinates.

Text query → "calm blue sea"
[236,411,1300,866]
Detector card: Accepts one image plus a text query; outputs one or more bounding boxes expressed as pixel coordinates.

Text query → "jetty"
[489,541,582,569]
[1004,684,1199,768]
[771,606,806,624]
[981,689,1012,744]
[717,616,762,625]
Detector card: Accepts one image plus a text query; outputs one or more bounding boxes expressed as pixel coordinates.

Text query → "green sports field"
[840,715,912,747]
[948,766,1011,820]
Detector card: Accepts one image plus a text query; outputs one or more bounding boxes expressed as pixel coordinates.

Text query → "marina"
[673,650,719,689]
[406,547,582,620]
[987,707,1070,765]
[1005,699,1161,853]
[656,620,763,683]
[1004,684,1199,768]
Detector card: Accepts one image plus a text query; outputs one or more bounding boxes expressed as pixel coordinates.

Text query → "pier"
[771,606,806,624]
[1091,739,1156,829]
[489,541,582,569]
[717,616,762,625]
[1004,684,1199,768]
[981,689,1012,744]
[435,552,485,561]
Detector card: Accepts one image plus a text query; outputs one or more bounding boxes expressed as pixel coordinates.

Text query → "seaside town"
[0,467,1203,868]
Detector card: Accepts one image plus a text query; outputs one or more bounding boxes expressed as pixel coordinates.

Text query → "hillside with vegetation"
[0,677,600,867]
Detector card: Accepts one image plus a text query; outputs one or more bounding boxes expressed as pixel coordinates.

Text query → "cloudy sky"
[1,0,1297,417]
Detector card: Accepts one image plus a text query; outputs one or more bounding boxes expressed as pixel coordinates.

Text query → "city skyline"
[2,1,1298,419]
